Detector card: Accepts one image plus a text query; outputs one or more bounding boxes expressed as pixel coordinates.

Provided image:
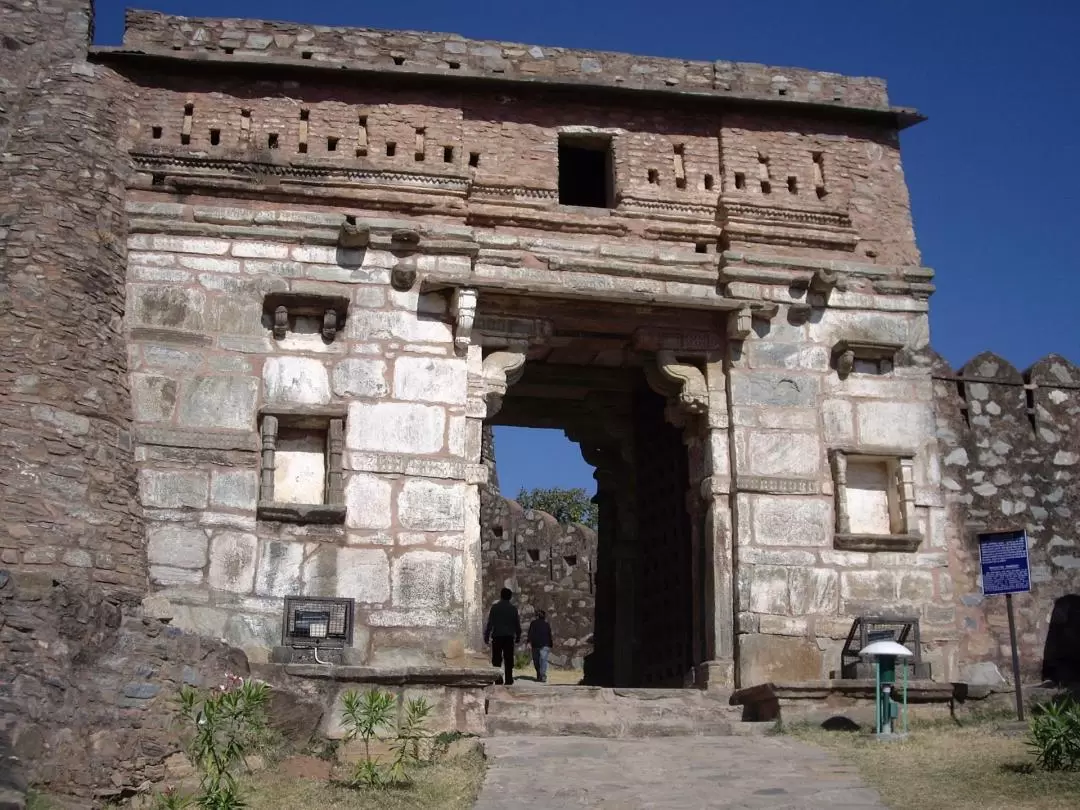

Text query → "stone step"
[484,685,743,738]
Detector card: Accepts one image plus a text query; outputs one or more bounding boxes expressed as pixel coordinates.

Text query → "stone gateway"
[1,1,1079,798]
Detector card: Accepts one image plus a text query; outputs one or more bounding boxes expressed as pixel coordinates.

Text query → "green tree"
[516,487,598,528]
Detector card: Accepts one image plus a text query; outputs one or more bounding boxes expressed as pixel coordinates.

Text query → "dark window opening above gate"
[558,135,613,208]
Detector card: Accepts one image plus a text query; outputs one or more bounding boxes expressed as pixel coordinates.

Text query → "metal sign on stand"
[977,529,1031,721]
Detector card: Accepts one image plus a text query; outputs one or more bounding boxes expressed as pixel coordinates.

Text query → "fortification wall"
[932,351,1080,683]
[0,0,144,594]
[480,485,597,670]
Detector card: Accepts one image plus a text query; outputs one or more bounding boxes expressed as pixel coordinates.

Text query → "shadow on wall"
[1043,595,1080,686]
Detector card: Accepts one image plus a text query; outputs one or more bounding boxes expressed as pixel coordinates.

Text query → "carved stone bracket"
[390,254,419,292]
[645,350,709,427]
[832,339,904,379]
[338,216,370,248]
[726,306,753,340]
[452,287,478,355]
[481,346,527,417]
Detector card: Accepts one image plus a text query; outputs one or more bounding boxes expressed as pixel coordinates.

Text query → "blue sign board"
[978,530,1031,596]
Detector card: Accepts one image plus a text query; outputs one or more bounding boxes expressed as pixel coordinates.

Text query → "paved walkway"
[473,736,887,809]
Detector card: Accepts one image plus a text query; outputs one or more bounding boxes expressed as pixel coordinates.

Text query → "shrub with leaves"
[1028,697,1080,772]
[153,673,271,809]
[338,689,436,788]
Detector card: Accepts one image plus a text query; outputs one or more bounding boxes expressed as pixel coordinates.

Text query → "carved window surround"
[832,340,903,380]
[264,293,349,343]
[258,408,346,524]
[829,448,920,553]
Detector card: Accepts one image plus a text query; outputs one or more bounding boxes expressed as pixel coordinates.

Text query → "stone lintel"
[277,663,500,688]
[833,533,922,553]
[730,679,956,705]
[256,502,347,524]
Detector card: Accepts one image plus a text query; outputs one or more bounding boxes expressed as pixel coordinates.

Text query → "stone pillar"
[695,356,736,689]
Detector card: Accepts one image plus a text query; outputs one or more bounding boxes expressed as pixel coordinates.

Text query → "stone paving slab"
[473,736,887,809]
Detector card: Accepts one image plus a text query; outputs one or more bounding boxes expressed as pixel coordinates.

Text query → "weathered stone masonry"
[1,7,1076,765]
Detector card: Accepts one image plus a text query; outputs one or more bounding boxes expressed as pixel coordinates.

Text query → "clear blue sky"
[95,1,1080,496]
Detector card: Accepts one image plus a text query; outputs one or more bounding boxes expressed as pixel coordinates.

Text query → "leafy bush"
[338,689,437,788]
[1028,698,1080,772]
[152,673,271,809]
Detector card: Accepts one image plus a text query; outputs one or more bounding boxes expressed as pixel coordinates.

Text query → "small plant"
[1028,697,1080,772]
[514,650,531,671]
[152,673,271,809]
[338,689,438,788]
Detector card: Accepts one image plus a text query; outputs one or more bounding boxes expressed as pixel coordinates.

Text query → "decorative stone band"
[834,533,922,553]
[734,475,821,496]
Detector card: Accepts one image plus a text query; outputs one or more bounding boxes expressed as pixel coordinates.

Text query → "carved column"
[259,415,278,504]
[698,356,736,689]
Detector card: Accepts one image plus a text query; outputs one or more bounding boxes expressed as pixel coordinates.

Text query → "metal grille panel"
[282,596,354,648]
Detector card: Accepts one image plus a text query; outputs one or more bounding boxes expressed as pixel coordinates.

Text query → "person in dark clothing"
[484,587,521,685]
[527,609,554,683]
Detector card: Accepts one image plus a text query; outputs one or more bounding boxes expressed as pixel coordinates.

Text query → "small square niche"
[257,411,346,524]
[829,449,920,552]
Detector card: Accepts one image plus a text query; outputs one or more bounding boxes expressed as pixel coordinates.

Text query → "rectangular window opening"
[469,151,480,167]
[734,172,746,190]
[760,180,772,194]
[327,136,339,152]
[258,414,346,523]
[209,128,220,146]
[392,55,405,66]
[151,126,162,139]
[704,173,714,190]
[558,134,613,208]
[386,141,397,157]
[443,145,454,163]
[268,133,279,149]
[527,548,541,562]
[301,51,313,59]
[300,109,310,122]
[448,60,461,70]
[787,175,798,194]
[695,242,708,254]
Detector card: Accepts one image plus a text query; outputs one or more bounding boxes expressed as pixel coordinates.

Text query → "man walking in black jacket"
[527,609,554,683]
[484,587,521,685]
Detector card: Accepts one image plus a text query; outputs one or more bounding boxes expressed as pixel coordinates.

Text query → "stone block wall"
[481,487,597,669]
[932,351,1080,682]
[125,201,482,665]
[728,305,955,687]
[0,0,143,594]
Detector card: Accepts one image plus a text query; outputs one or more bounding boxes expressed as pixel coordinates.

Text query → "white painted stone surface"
[347,402,446,454]
[752,496,831,547]
[336,548,391,603]
[177,376,258,430]
[274,430,326,505]
[344,473,393,530]
[210,470,258,510]
[263,356,331,405]
[147,525,208,569]
[856,401,928,449]
[393,356,467,404]
[846,459,893,535]
[822,399,855,444]
[399,480,466,531]
[208,532,258,593]
[346,309,453,344]
[254,539,305,597]
[140,469,208,509]
[332,358,388,398]
[392,550,456,608]
[744,432,819,476]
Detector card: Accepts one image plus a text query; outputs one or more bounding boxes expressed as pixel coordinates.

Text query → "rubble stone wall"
[932,351,1080,683]
[121,10,892,109]
[481,488,597,669]
[0,0,144,594]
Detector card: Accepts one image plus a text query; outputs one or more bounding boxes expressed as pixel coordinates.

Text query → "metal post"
[1006,593,1025,721]
[874,660,881,735]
